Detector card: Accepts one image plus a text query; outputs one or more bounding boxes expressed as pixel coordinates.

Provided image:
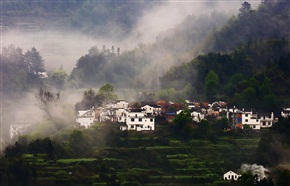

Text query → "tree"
[35,88,60,120]
[24,47,45,73]
[276,169,290,186]
[237,172,255,186]
[50,69,68,89]
[1,45,29,93]
[259,76,273,97]
[239,1,253,15]
[204,70,219,101]
[197,120,213,139]
[98,83,118,103]
[173,109,193,139]
[214,116,230,131]
[117,47,120,55]
[69,130,90,157]
[111,46,115,53]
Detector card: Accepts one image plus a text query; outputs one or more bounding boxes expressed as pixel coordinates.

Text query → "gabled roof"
[224,170,239,175]
[78,110,93,117]
[142,103,161,108]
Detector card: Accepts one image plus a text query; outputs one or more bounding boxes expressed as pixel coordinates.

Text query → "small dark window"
[131,118,134,122]
[150,118,153,122]
[139,118,142,122]
[245,119,248,122]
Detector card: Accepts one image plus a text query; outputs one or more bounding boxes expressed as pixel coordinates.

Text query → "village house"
[226,107,243,129]
[141,103,161,116]
[259,112,275,128]
[76,108,95,128]
[281,108,290,118]
[223,170,241,181]
[95,100,129,122]
[120,110,155,131]
[116,108,129,122]
[191,111,205,122]
[10,124,30,139]
[106,100,129,109]
[242,110,260,130]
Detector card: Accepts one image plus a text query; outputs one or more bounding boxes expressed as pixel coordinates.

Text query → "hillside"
[1,123,262,185]
[2,0,158,38]
[158,0,290,111]
[202,0,290,53]
[68,12,229,90]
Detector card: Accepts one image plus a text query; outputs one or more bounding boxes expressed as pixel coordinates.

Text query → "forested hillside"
[202,0,290,52]
[2,0,158,37]
[68,12,229,90]
[158,0,290,111]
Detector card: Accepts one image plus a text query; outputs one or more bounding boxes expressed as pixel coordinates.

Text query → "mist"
[130,0,259,44]
[1,0,262,147]
[2,0,260,73]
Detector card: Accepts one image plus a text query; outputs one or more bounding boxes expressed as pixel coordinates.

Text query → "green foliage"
[75,84,117,110]
[214,116,230,132]
[159,39,290,110]
[275,169,290,186]
[256,117,290,166]
[50,69,67,89]
[205,70,219,101]
[24,47,45,73]
[205,1,290,52]
[98,83,118,103]
[1,122,265,185]
[196,120,213,139]
[173,110,193,139]
[69,130,90,157]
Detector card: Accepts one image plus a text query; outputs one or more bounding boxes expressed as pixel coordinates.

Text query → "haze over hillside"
[2,0,259,73]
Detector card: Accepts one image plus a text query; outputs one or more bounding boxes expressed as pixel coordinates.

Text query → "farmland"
[1,123,261,185]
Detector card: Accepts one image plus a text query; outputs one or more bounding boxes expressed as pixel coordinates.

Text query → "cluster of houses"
[75,99,290,131]
[9,100,290,139]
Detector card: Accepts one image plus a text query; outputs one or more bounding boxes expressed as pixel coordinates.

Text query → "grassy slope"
[19,124,261,185]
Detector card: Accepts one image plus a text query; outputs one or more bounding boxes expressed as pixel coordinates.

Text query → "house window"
[245,119,248,122]
[263,122,266,126]
[245,114,248,117]
[131,125,134,128]
[256,119,259,122]
[139,118,142,122]
[131,118,134,122]
[253,125,256,128]
[150,118,153,122]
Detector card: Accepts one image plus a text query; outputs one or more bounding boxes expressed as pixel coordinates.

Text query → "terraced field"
[18,126,261,185]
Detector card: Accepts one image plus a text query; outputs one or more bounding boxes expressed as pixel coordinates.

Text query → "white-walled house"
[76,108,95,128]
[259,112,274,128]
[223,171,241,181]
[242,111,260,130]
[191,111,205,122]
[106,100,129,109]
[141,104,161,116]
[124,111,155,131]
[116,108,128,122]
[10,124,30,139]
[281,108,290,118]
